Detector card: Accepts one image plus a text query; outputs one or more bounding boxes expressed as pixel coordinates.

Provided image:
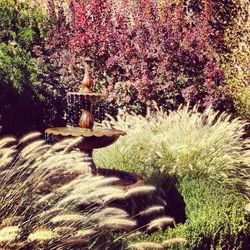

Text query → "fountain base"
[97,168,144,189]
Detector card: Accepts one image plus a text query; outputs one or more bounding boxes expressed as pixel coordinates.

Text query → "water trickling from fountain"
[45,63,126,174]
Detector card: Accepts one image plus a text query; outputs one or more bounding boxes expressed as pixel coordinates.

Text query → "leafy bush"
[136,175,250,249]
[208,0,250,119]
[46,0,228,115]
[94,105,250,197]
[0,0,63,136]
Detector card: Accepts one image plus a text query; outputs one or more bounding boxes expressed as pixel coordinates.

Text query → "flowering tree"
[47,0,228,114]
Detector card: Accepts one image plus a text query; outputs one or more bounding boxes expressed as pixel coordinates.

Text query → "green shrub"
[0,0,47,92]
[94,105,250,197]
[0,0,63,136]
[133,176,250,249]
[218,0,250,120]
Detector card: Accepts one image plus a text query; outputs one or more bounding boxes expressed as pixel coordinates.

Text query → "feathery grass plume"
[28,229,58,242]
[61,176,120,194]
[139,206,165,216]
[54,176,87,192]
[51,214,86,223]
[162,237,187,245]
[75,229,96,237]
[0,132,151,249]
[19,132,42,145]
[44,138,77,156]
[65,188,126,207]
[20,140,45,157]
[91,207,129,220]
[0,137,16,149]
[54,226,74,235]
[95,104,250,198]
[126,231,142,239]
[84,186,126,200]
[62,137,84,154]
[55,175,104,193]
[38,209,63,220]
[56,177,125,208]
[147,217,174,231]
[128,241,163,249]
[87,176,121,188]
[0,226,20,242]
[0,148,17,169]
[126,186,156,197]
[25,144,52,158]
[101,218,137,230]
[51,193,84,208]
[102,192,128,203]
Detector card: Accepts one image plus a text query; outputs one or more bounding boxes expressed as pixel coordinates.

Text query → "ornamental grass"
[0,132,176,249]
[95,104,250,198]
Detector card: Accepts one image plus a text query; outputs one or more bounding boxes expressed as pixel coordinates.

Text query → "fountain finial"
[81,62,93,93]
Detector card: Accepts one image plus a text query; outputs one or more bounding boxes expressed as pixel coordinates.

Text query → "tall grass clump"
[94,105,250,197]
[0,132,177,249]
[0,132,139,249]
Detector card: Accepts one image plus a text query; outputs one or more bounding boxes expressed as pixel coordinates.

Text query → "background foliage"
[0,1,249,249]
[212,0,250,119]
[0,0,63,136]
[1,0,248,136]
[46,0,232,116]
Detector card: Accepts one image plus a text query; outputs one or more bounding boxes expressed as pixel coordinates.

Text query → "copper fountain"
[45,63,126,174]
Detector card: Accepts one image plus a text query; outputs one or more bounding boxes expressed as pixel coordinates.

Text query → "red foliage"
[46,0,228,113]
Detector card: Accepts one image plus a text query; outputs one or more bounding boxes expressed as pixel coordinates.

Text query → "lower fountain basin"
[45,127,126,150]
[97,168,144,189]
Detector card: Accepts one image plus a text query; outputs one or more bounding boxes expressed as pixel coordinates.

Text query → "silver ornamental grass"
[95,105,250,198]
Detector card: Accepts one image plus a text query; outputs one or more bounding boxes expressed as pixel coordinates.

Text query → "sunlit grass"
[0,133,134,248]
[94,104,250,198]
[0,132,174,249]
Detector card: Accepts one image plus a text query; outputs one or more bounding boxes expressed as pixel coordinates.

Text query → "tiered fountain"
[45,67,170,225]
[45,63,126,175]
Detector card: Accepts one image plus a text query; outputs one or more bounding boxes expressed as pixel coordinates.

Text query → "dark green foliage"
[0,0,63,136]
[134,175,250,249]
[0,0,46,93]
